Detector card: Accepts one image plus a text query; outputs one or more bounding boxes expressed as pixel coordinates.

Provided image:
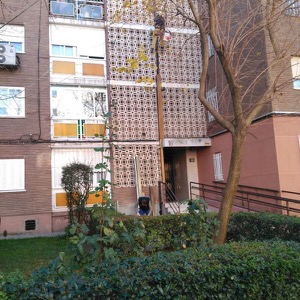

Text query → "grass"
[0,236,68,276]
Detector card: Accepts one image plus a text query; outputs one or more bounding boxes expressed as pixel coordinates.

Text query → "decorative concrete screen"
[113,144,161,188]
[107,0,207,188]
[110,85,158,141]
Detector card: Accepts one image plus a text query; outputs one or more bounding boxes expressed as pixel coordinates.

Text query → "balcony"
[50,57,106,86]
[50,1,103,20]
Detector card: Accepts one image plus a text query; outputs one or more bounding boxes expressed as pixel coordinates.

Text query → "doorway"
[164,148,189,201]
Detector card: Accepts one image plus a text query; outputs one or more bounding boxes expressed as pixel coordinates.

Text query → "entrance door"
[164,152,175,194]
[164,148,189,201]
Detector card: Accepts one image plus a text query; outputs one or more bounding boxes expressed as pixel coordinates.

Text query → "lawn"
[0,236,68,276]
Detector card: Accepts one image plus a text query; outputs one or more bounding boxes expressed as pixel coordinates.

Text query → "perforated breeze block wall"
[108,1,207,211]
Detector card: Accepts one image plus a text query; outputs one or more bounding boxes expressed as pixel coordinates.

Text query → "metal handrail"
[190,182,300,215]
[158,181,180,214]
[213,181,280,195]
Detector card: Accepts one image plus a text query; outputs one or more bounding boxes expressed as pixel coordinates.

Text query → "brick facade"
[0,0,51,234]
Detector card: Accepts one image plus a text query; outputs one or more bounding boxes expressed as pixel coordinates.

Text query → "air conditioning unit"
[0,44,16,65]
[79,5,103,19]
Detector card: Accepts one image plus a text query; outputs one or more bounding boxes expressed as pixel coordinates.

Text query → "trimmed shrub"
[3,241,300,299]
[227,212,300,242]
[114,212,219,252]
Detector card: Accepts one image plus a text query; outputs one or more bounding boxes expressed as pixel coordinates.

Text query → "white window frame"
[0,24,25,53]
[213,153,224,181]
[291,57,300,89]
[51,44,77,57]
[51,86,107,119]
[206,87,218,122]
[0,86,25,117]
[93,170,107,187]
[0,159,25,192]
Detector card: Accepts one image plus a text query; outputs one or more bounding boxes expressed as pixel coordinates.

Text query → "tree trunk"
[214,130,247,245]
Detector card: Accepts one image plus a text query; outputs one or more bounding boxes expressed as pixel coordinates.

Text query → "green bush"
[227,212,300,242]
[3,241,299,299]
[118,212,218,252]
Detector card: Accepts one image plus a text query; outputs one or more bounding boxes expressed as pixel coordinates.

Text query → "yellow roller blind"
[84,123,106,137]
[55,192,104,207]
[54,123,77,137]
[82,63,104,76]
[53,61,75,74]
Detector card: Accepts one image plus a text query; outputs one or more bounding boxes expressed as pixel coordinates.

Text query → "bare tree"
[161,0,300,244]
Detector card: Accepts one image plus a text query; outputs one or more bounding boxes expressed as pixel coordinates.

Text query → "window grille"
[213,153,224,181]
[208,35,214,57]
[206,87,218,122]
[286,0,300,16]
[25,220,36,231]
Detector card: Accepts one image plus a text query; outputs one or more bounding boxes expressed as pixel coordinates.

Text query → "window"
[51,86,106,118]
[0,41,22,52]
[0,87,25,117]
[50,24,105,59]
[286,0,300,16]
[207,35,214,58]
[0,24,25,53]
[0,159,25,192]
[213,153,224,181]
[51,44,77,57]
[50,1,75,17]
[291,57,300,88]
[79,5,103,20]
[93,170,107,187]
[206,87,218,122]
[51,148,108,189]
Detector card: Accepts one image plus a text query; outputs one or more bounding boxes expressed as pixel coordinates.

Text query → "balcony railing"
[190,182,300,216]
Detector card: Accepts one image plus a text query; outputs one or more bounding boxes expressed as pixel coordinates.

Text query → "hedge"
[227,212,300,242]
[114,213,219,252]
[115,212,300,251]
[2,241,300,300]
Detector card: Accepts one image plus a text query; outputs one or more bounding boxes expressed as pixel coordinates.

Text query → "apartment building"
[197,0,300,206]
[0,1,51,234]
[49,0,108,231]
[0,0,108,234]
[0,0,210,235]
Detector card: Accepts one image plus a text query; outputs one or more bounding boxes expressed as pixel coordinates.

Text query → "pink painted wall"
[0,214,52,236]
[198,116,300,194]
[273,117,300,194]
[240,117,280,190]
[197,116,300,193]
[197,133,232,185]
